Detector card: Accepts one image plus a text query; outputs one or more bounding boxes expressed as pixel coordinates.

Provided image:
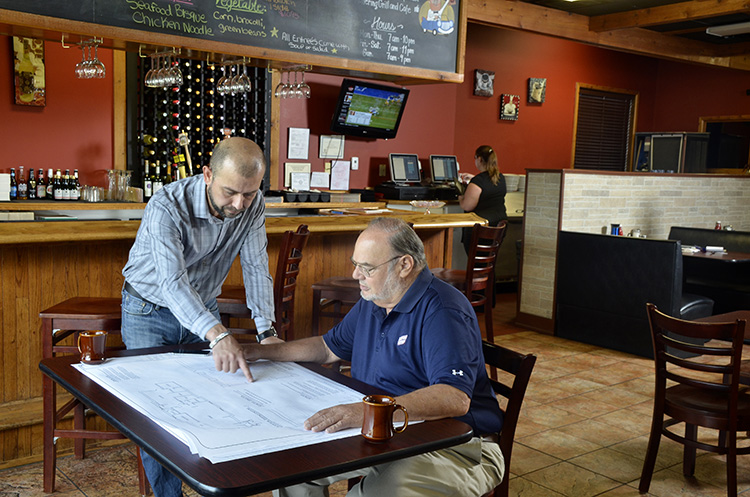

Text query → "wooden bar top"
[0,212,487,245]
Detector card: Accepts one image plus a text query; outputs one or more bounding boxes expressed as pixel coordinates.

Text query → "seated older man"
[243,217,504,497]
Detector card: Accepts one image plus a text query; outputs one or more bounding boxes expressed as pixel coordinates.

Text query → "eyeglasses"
[351,256,401,278]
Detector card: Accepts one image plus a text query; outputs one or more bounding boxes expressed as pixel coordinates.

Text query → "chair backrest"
[646,303,747,424]
[464,222,508,301]
[273,224,310,338]
[482,340,536,497]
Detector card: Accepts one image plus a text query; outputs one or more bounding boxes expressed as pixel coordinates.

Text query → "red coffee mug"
[361,394,408,442]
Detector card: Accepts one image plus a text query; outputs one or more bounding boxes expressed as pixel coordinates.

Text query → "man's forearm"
[395,384,470,422]
[244,336,338,364]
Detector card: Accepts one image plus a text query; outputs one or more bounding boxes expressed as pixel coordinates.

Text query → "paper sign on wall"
[290,172,311,191]
[319,135,345,159]
[287,128,310,159]
[284,163,311,188]
[310,172,330,189]
[330,160,350,191]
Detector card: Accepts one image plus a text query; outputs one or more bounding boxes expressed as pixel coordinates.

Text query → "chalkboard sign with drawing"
[0,0,460,74]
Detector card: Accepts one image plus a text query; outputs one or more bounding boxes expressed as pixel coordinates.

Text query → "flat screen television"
[429,155,459,183]
[388,153,422,184]
[330,79,410,139]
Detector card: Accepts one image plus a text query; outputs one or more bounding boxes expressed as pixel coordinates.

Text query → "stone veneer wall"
[519,170,750,326]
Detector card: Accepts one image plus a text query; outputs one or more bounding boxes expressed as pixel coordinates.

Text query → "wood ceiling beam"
[467,0,750,71]
[589,0,750,32]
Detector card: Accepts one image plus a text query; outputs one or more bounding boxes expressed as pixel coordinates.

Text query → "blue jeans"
[121,287,219,497]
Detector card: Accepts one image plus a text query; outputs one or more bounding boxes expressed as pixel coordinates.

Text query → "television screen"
[388,153,421,183]
[330,79,410,139]
[429,155,459,182]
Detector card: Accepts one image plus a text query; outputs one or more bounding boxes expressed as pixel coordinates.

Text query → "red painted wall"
[0,36,114,187]
[277,73,457,190]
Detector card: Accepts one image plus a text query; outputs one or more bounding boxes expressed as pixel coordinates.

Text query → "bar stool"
[41,297,149,495]
[218,224,310,340]
[431,222,507,342]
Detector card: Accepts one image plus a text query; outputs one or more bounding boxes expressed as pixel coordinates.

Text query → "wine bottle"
[53,169,62,201]
[17,166,28,200]
[9,168,17,200]
[73,169,81,201]
[62,170,71,201]
[37,169,46,199]
[28,168,37,200]
[153,161,163,194]
[46,168,54,198]
[143,161,153,201]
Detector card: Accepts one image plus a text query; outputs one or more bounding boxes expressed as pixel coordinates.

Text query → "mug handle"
[392,404,408,433]
[77,333,83,353]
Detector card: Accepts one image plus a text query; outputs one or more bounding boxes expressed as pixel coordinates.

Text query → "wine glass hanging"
[75,38,106,79]
[274,66,311,99]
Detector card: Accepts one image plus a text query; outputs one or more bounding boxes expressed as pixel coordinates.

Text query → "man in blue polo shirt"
[243,217,505,496]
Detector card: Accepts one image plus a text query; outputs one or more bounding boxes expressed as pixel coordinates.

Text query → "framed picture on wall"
[528,78,547,103]
[12,36,46,107]
[473,69,494,97]
[500,94,520,121]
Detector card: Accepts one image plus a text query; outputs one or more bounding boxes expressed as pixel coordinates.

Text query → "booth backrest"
[668,226,750,253]
[556,231,684,358]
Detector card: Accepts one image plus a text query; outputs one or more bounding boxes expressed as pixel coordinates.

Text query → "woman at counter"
[458,145,508,253]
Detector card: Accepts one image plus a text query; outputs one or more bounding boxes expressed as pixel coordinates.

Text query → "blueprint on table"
[73,353,364,463]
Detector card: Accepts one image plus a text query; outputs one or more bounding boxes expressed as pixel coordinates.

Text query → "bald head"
[209,137,266,179]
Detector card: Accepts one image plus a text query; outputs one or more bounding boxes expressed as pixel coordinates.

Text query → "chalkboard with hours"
[0,0,460,74]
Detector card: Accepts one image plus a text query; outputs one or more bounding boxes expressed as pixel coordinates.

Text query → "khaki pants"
[273,437,505,497]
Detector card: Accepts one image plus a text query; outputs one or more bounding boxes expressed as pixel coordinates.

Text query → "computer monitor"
[388,153,422,184]
[429,155,459,183]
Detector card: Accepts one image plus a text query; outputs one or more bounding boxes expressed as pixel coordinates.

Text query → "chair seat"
[666,385,750,429]
[431,268,489,290]
[679,293,714,321]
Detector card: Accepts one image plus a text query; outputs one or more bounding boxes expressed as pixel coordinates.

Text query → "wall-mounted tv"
[330,78,410,139]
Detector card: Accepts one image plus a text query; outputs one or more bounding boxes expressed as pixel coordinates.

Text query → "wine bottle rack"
[135,57,270,187]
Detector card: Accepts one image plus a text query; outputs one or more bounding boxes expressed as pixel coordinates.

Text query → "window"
[572,84,638,171]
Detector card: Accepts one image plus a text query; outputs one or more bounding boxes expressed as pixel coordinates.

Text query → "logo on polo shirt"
[397,334,408,345]
[452,369,464,376]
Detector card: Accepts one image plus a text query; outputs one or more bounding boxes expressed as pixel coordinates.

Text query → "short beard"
[362,264,406,304]
[206,182,241,219]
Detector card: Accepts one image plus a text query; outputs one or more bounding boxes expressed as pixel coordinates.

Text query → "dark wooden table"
[39,345,474,497]
[683,251,750,263]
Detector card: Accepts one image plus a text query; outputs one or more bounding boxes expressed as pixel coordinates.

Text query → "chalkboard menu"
[0,0,460,74]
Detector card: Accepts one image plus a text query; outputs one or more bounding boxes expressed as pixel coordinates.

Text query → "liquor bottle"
[37,169,46,199]
[73,169,81,201]
[28,168,37,200]
[61,169,70,201]
[153,161,163,194]
[17,166,28,200]
[53,169,63,201]
[9,168,17,200]
[143,161,153,201]
[143,134,159,145]
[46,168,54,198]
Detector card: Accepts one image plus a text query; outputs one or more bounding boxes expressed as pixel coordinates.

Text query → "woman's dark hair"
[475,145,500,185]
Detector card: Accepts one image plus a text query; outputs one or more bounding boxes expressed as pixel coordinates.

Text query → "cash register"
[429,154,461,200]
[374,153,434,200]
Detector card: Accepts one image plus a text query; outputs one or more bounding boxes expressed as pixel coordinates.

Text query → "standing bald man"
[121,137,278,496]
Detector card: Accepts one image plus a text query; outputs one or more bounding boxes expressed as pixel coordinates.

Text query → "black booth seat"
[668,226,750,315]
[555,231,713,358]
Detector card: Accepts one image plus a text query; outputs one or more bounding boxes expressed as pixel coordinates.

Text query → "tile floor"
[2,293,749,496]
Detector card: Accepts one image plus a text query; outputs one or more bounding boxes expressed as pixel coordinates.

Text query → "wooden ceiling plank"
[589,0,750,32]
[467,0,750,71]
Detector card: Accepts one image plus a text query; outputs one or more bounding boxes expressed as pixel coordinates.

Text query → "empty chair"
[218,224,310,341]
[432,222,508,342]
[481,340,536,497]
[639,303,749,497]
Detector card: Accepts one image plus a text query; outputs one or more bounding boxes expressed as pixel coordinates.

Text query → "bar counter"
[0,201,484,469]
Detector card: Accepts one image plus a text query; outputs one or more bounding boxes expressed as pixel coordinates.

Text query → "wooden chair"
[481,340,536,497]
[432,222,508,342]
[639,303,750,497]
[40,297,149,496]
[218,224,310,340]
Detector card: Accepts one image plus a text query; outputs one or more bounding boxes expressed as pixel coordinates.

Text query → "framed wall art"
[12,36,46,107]
[500,94,520,121]
[473,69,494,97]
[528,77,547,103]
